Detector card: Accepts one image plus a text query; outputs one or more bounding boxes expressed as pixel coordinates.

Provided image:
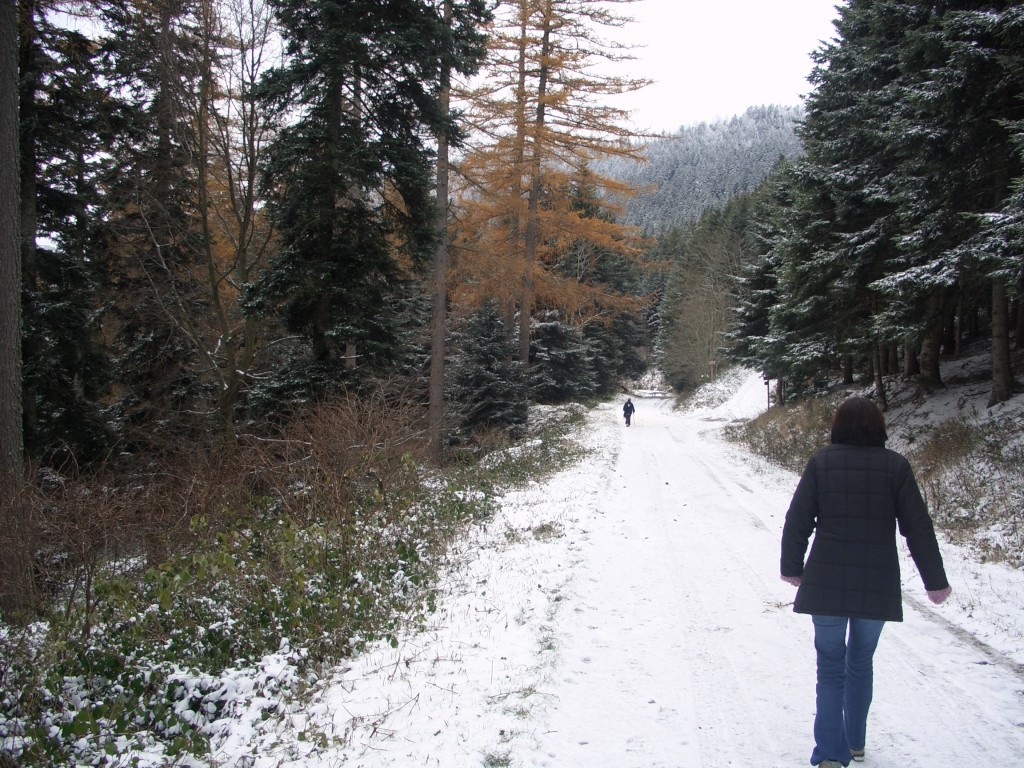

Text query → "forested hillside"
[729,2,1024,411]
[599,105,804,233]
[654,5,1023,417]
[0,4,657,752]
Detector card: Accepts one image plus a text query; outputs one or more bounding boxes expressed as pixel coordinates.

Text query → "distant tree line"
[655,186,775,392]
[598,105,806,234]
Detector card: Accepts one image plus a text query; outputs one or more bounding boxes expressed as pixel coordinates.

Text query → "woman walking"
[780,397,952,767]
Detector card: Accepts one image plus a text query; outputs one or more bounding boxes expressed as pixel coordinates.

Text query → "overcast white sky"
[606,0,842,133]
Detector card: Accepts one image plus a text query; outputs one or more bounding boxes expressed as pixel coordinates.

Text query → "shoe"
[818,762,843,768]
[851,748,865,762]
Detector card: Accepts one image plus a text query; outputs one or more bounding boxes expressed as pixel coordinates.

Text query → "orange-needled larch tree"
[453,0,651,364]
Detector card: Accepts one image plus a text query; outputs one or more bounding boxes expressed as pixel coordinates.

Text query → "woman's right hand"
[927,585,952,604]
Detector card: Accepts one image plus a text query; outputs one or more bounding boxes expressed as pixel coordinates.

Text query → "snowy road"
[516,395,1024,768]
[215,376,1024,768]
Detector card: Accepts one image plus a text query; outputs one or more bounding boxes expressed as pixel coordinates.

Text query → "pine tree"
[528,310,597,403]
[95,0,215,443]
[446,300,528,439]
[956,4,1024,404]
[20,5,114,463]
[873,1,1021,389]
[247,0,486,403]
[763,0,910,396]
[736,0,1023,401]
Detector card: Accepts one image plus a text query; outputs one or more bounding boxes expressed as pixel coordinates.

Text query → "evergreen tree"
[246,0,487,403]
[447,300,528,440]
[733,0,1023,401]
[528,310,597,404]
[583,311,647,395]
[872,0,1021,387]
[96,0,215,444]
[755,1,909,395]
[956,4,1024,403]
[21,6,114,463]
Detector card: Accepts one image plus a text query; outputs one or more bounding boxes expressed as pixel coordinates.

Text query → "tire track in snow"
[903,594,1024,680]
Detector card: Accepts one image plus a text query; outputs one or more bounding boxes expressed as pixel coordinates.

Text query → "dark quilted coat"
[780,444,949,622]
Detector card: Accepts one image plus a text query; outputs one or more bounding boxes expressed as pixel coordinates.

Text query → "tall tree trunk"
[918,295,944,388]
[18,0,36,440]
[842,354,853,385]
[872,344,888,412]
[953,296,963,357]
[942,300,958,357]
[428,0,453,464]
[1014,293,1023,349]
[1,0,32,614]
[918,326,942,387]
[194,0,237,438]
[518,2,552,365]
[887,343,899,376]
[904,343,919,377]
[505,4,528,361]
[989,278,1013,407]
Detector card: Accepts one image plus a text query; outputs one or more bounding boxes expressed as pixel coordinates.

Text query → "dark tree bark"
[918,295,944,388]
[17,0,36,438]
[873,344,888,412]
[904,343,920,378]
[1014,294,1023,350]
[429,1,453,464]
[989,278,1013,407]
[1,0,23,479]
[1,0,32,614]
[842,355,854,385]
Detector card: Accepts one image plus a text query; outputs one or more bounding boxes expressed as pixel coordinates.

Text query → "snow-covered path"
[216,378,1024,768]
[527,394,804,767]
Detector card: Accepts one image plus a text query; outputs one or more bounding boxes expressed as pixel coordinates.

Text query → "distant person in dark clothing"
[623,398,635,426]
[780,396,951,768]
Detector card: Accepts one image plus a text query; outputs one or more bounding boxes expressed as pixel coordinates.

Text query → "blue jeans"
[810,615,885,767]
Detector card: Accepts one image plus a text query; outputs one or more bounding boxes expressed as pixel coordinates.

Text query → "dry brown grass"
[725,393,842,473]
[908,417,1024,566]
[11,384,431,626]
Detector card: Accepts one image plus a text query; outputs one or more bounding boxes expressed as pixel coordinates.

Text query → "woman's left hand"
[927,585,952,604]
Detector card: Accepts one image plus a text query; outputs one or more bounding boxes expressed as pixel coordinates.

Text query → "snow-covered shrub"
[910,417,1024,567]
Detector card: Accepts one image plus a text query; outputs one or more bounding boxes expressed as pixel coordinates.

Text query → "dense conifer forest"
[654,4,1023,411]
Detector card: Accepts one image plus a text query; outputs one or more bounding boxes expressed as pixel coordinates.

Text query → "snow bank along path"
[219,378,1024,767]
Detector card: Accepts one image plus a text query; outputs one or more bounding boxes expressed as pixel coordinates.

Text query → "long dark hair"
[830,397,888,447]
